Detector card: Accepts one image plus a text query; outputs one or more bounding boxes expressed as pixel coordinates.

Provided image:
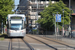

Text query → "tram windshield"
[10,24,23,30]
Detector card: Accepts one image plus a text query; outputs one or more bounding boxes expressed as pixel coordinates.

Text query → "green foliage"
[32,29,37,34]
[0,0,14,24]
[37,0,71,30]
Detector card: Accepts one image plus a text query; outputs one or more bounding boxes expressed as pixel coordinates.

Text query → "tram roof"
[8,14,25,17]
[8,14,25,16]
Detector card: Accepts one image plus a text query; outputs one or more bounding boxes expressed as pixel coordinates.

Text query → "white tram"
[6,14,26,38]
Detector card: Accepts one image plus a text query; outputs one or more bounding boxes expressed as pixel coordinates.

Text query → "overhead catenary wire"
[12,5,25,7]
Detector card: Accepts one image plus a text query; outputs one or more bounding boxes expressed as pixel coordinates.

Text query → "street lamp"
[62,9,64,36]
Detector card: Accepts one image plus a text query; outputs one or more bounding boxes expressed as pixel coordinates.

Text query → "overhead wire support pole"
[36,0,38,34]
[57,12,58,39]
[54,14,56,38]
[36,0,38,20]
[69,0,72,38]
[12,5,25,7]
[63,9,64,36]
[53,13,56,38]
[71,9,72,38]
[69,0,71,9]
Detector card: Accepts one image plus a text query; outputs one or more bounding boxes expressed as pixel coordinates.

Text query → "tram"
[6,14,26,38]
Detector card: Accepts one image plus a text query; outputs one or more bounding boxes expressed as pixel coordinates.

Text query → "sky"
[14,0,19,10]
[14,0,19,5]
[12,0,20,11]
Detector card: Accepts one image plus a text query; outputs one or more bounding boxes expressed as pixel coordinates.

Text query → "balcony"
[29,1,49,5]
[29,11,37,15]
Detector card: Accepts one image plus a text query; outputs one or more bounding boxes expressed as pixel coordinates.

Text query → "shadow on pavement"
[0,34,8,38]
[0,34,23,39]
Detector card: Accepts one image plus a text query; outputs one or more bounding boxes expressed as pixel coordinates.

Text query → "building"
[18,0,75,33]
[62,0,75,31]
[18,0,57,32]
[17,0,29,15]
[28,0,56,30]
[17,0,29,33]
[69,0,75,32]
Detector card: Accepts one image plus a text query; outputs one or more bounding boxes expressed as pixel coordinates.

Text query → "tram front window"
[10,24,23,30]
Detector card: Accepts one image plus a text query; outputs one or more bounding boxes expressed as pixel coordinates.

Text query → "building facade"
[60,0,75,32]
[70,0,75,31]
[17,0,57,33]
[17,0,29,15]
[28,0,56,29]
[18,0,75,33]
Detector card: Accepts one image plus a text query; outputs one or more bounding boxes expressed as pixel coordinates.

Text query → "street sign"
[56,14,61,22]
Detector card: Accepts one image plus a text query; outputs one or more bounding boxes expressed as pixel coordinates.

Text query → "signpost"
[56,14,61,39]
[56,14,61,22]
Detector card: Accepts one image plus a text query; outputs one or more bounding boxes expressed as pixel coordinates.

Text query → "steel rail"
[22,39,34,50]
[8,38,12,50]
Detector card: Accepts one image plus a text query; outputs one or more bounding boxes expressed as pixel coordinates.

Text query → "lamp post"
[62,9,64,36]
[53,13,56,37]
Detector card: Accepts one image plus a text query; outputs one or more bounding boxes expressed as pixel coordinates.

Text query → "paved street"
[0,34,75,50]
[1,0,75,50]
[41,35,75,45]
[37,35,75,45]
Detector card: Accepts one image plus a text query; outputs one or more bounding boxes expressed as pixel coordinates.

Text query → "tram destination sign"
[11,17,22,19]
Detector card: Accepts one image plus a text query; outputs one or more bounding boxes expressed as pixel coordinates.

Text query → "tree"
[37,0,71,31]
[0,0,14,24]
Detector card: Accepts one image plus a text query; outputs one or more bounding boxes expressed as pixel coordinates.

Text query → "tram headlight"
[21,31,23,32]
[9,31,11,33]
[9,30,12,33]
[21,29,25,33]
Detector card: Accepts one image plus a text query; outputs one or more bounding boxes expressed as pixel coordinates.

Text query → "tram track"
[8,38,34,50]
[27,35,58,50]
[7,34,75,50]
[35,35,75,49]
[37,35,75,49]
[22,39,34,50]
[27,35,75,50]
[8,38,12,50]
